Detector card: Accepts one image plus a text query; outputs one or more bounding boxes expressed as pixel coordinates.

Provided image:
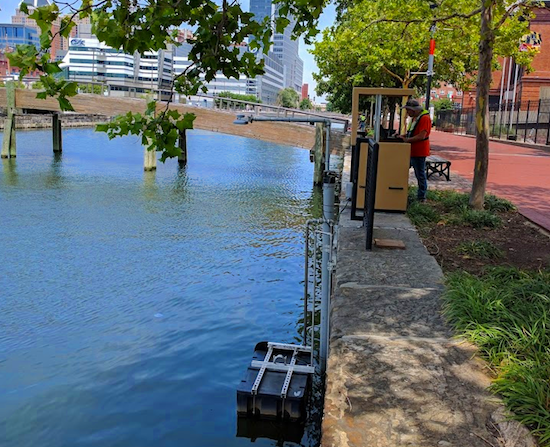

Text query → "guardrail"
[193,94,350,129]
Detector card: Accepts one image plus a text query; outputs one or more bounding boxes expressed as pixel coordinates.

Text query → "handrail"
[194,93,350,125]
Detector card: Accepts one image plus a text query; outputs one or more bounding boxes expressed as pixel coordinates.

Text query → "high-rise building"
[0,24,39,50]
[12,0,62,59]
[172,35,285,104]
[59,37,173,99]
[249,0,304,93]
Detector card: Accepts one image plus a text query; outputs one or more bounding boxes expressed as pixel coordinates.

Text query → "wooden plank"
[374,238,406,249]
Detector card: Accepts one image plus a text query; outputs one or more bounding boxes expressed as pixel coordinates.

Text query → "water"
[0,128,323,447]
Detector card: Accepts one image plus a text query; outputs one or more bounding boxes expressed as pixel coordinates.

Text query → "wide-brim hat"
[402,98,423,111]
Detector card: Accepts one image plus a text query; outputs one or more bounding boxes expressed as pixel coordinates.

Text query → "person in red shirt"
[398,98,431,202]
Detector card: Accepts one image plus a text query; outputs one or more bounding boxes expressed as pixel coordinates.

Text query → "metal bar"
[498,57,507,128]
[515,100,521,141]
[320,172,336,375]
[251,345,274,395]
[250,361,315,374]
[303,224,309,346]
[268,342,312,352]
[280,348,298,398]
[508,64,520,134]
[525,100,531,143]
[535,99,541,144]
[374,95,382,142]
[311,226,317,367]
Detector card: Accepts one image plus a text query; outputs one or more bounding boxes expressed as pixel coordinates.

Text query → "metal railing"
[193,93,350,129]
[303,218,336,374]
[436,99,550,145]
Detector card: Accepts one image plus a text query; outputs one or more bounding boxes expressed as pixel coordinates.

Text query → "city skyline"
[0,0,334,102]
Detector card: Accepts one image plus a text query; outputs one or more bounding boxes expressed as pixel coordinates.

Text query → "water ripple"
[0,128,321,447]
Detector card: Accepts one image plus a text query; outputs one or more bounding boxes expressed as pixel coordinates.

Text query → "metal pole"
[303,224,310,346]
[425,24,436,110]
[535,99,541,144]
[498,57,507,128]
[504,57,513,126]
[374,95,382,142]
[508,64,520,134]
[525,100,531,143]
[320,171,335,375]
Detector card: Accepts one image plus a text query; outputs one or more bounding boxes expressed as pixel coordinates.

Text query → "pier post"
[312,123,325,185]
[144,140,157,171]
[178,129,187,166]
[1,81,16,158]
[52,113,62,152]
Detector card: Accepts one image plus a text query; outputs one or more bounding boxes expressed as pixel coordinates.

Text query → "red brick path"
[429,131,550,232]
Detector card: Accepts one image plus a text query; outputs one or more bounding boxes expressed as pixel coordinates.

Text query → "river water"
[0,128,323,447]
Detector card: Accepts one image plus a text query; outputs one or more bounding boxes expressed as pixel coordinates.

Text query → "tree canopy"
[299,97,314,110]
[7,0,329,160]
[277,87,300,108]
[311,0,534,114]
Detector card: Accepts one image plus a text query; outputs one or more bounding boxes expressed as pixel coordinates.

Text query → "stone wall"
[0,113,110,130]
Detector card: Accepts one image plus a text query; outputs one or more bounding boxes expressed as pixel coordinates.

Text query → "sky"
[0,0,336,102]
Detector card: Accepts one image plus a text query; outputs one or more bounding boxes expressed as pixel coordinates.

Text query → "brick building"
[461,3,550,108]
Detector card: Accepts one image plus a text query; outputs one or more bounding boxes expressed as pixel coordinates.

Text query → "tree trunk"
[470,0,494,209]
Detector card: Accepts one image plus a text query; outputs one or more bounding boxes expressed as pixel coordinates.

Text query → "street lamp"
[234,113,336,375]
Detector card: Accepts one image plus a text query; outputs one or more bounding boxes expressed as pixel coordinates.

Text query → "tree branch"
[363,7,483,31]
[381,65,403,84]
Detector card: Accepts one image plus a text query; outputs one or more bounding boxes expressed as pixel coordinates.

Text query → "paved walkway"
[429,131,550,231]
[321,149,536,447]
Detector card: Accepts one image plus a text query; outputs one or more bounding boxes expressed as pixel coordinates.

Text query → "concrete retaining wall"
[0,113,110,130]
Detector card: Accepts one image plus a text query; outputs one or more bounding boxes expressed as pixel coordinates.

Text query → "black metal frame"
[364,139,379,250]
[425,156,451,181]
[350,141,361,220]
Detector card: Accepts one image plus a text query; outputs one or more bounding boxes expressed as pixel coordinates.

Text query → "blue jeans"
[410,156,427,200]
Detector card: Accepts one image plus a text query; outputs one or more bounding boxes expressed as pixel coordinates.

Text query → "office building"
[0,24,39,50]
[249,0,304,92]
[59,37,173,98]
[171,34,285,104]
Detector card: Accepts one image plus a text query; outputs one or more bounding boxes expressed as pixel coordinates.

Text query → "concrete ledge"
[322,336,500,447]
[335,249,445,289]
[331,286,451,340]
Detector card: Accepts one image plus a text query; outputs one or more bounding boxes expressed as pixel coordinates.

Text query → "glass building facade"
[0,24,40,50]
[249,0,303,93]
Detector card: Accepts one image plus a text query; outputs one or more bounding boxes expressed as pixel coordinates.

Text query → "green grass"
[449,206,503,228]
[443,268,550,445]
[455,240,504,260]
[408,188,505,228]
[406,200,441,226]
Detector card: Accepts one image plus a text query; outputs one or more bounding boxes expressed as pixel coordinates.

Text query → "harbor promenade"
[321,147,537,447]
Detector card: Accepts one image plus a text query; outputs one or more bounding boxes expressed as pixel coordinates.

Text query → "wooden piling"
[178,129,187,165]
[144,140,157,171]
[1,82,16,158]
[52,113,62,152]
[312,123,326,185]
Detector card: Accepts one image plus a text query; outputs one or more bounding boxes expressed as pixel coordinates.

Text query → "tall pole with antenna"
[425,22,436,110]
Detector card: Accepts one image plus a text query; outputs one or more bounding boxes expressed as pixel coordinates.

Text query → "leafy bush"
[458,207,502,228]
[443,268,550,445]
[406,201,441,226]
[485,194,516,212]
[455,240,504,260]
[217,91,261,104]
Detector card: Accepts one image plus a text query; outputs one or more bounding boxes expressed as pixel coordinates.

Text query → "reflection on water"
[0,128,322,447]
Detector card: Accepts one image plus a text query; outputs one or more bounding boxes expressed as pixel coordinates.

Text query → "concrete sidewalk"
[321,153,535,446]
